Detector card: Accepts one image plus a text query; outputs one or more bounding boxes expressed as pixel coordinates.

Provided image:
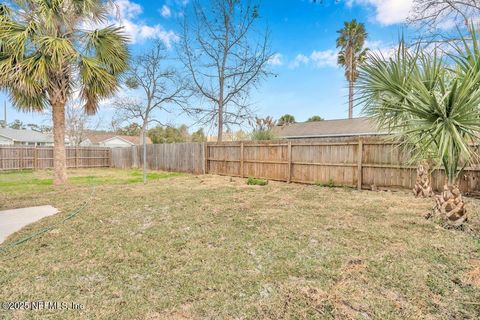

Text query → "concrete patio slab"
[0,205,59,243]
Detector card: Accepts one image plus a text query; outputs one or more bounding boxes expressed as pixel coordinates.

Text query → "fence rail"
[3,140,480,192]
[110,140,480,192]
[204,140,480,192]
[0,146,111,171]
[111,143,204,174]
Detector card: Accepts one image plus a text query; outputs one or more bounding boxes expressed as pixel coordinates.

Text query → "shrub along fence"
[111,140,480,193]
[0,146,111,171]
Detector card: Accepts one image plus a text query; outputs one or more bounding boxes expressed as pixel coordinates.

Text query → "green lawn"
[0,169,479,319]
[0,168,183,195]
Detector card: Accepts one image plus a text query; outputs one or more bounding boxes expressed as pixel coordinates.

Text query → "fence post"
[19,146,24,170]
[240,142,244,178]
[131,145,136,168]
[75,147,79,168]
[203,142,208,174]
[357,139,363,190]
[287,141,292,183]
[108,148,112,167]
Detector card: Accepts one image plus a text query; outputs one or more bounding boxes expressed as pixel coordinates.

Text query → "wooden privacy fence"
[111,143,204,174]
[206,140,480,192]
[0,146,111,171]
[111,140,480,193]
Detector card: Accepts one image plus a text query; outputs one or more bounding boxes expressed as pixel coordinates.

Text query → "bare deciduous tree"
[65,105,89,146]
[408,0,480,43]
[115,41,188,141]
[179,0,273,142]
[114,41,188,183]
[113,98,153,139]
[43,102,99,146]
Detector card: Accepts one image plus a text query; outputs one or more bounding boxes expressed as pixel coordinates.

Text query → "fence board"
[29,139,476,193]
[111,143,204,174]
[197,140,480,192]
[0,146,111,171]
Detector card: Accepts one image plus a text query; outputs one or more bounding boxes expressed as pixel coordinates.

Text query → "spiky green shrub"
[357,28,480,226]
[246,177,268,186]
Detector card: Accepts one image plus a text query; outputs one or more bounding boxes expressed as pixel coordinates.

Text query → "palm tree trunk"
[52,101,67,185]
[413,162,433,198]
[348,80,354,119]
[433,183,467,226]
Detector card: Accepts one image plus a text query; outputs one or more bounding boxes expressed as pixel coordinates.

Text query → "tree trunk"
[348,42,354,120]
[143,129,147,184]
[140,126,147,184]
[139,127,145,145]
[413,162,433,198]
[348,80,353,119]
[217,102,223,143]
[433,184,468,226]
[52,101,67,185]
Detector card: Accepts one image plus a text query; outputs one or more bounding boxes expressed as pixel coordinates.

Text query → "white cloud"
[349,0,413,25]
[365,39,449,60]
[289,41,393,70]
[310,50,337,68]
[437,19,457,31]
[268,53,283,66]
[115,0,142,19]
[289,54,310,69]
[114,17,179,47]
[92,0,179,47]
[162,0,190,18]
[365,40,396,59]
[160,5,172,18]
[289,50,337,69]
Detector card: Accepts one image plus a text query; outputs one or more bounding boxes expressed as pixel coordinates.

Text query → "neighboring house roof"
[272,117,388,139]
[85,133,152,145]
[0,128,53,143]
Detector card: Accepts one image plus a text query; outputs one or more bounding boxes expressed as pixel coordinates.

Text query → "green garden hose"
[0,186,96,255]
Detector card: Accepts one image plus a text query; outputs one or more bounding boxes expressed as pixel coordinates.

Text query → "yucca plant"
[357,30,480,226]
[0,0,129,184]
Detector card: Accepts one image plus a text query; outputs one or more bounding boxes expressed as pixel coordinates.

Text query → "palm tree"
[336,20,368,119]
[278,114,295,126]
[0,1,129,184]
[357,31,480,226]
[307,115,323,122]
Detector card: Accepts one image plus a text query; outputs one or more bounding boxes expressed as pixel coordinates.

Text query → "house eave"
[0,133,14,141]
[279,132,390,139]
[101,136,135,145]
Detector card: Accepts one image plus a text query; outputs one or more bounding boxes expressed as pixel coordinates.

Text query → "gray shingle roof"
[0,128,53,143]
[85,133,151,145]
[272,117,388,138]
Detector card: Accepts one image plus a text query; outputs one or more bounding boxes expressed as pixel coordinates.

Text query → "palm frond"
[37,36,77,66]
[79,55,119,114]
[0,3,11,16]
[0,0,130,116]
[358,32,480,184]
[336,20,368,83]
[84,25,129,74]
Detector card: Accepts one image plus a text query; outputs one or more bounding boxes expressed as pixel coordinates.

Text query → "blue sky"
[1,0,415,132]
